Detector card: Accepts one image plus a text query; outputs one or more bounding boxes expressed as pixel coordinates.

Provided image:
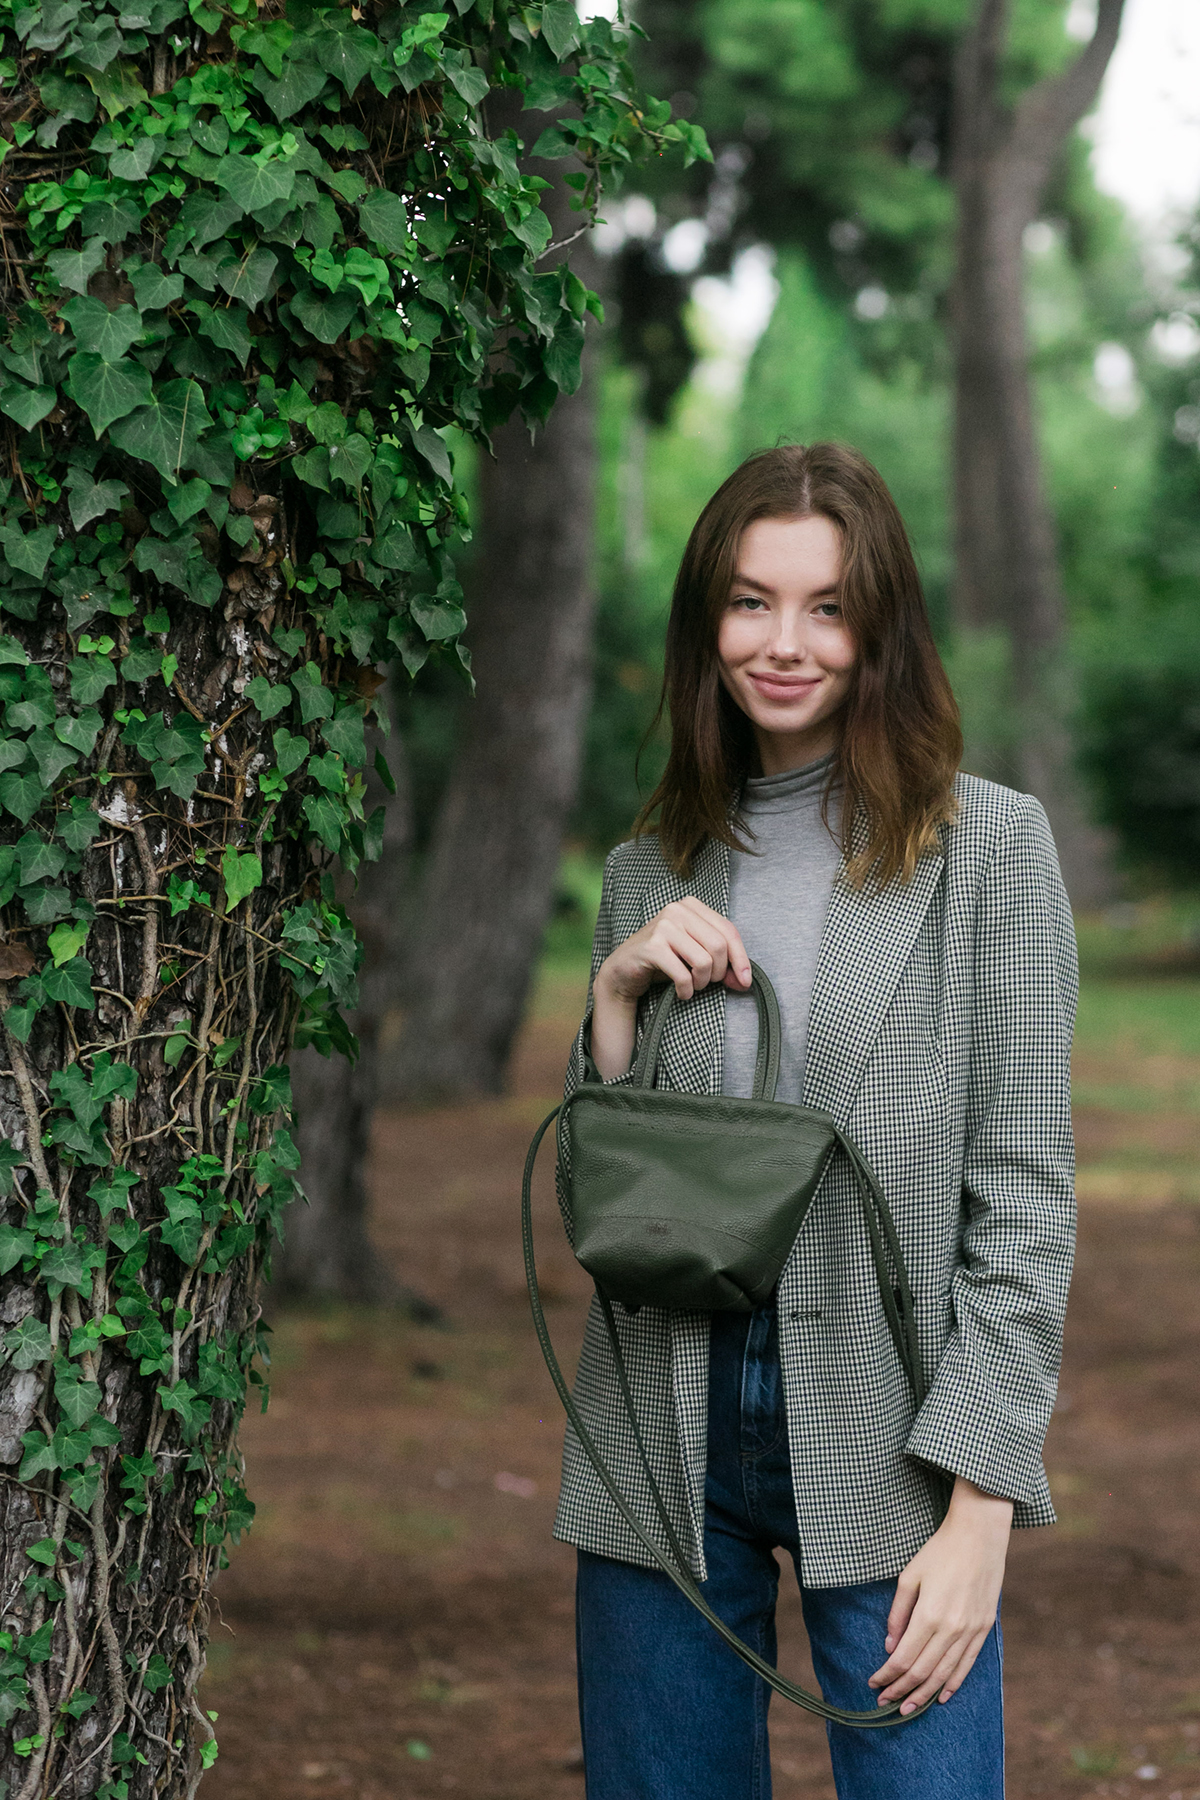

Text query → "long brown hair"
[635,443,962,888]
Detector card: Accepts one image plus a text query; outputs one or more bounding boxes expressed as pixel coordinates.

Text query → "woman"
[554,444,1077,1799]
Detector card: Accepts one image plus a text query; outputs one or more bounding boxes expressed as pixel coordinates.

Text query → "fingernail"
[884,1636,894,1652]
[901,1702,916,1716]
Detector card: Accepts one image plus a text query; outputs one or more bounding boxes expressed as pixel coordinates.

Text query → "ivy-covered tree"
[0,2,703,1793]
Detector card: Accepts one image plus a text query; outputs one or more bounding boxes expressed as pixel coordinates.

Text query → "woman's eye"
[815,602,841,617]
[732,595,766,610]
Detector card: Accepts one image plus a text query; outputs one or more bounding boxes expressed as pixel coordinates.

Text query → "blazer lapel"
[803,832,946,1124]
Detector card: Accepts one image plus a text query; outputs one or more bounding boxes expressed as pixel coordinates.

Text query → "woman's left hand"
[867,1475,1013,1714]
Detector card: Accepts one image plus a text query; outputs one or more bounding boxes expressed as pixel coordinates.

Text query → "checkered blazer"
[551,772,1078,1589]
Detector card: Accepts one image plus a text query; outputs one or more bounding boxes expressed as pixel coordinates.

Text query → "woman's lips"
[746,672,821,702]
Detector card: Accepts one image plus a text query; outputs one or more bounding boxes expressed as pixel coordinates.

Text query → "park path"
[203,974,1200,1800]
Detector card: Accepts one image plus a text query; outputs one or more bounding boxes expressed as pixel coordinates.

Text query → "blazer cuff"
[904,1350,1054,1513]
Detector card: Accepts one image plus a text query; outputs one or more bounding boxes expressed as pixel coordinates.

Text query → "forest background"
[351,0,1200,1145]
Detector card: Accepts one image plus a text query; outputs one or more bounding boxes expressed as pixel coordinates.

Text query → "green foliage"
[0,1,703,1788]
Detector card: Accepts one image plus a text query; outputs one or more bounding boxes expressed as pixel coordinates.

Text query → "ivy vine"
[0,0,706,1792]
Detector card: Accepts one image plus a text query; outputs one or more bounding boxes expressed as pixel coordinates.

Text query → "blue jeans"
[576,1305,1004,1800]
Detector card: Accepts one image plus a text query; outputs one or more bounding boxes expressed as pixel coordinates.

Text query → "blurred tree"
[274,692,443,1307]
[1077,213,1200,887]
[392,105,605,1097]
[949,0,1126,903]
[610,0,1132,901]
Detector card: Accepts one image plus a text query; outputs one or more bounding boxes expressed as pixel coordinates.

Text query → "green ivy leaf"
[327,433,373,488]
[42,955,95,1011]
[0,381,56,430]
[302,791,342,853]
[215,246,279,309]
[0,1225,37,1277]
[221,847,262,910]
[66,352,155,437]
[66,474,129,531]
[47,918,90,966]
[80,60,149,115]
[68,654,118,706]
[46,239,107,295]
[53,709,103,757]
[357,188,409,255]
[61,295,144,362]
[320,709,365,765]
[290,285,358,344]
[271,727,308,775]
[292,663,334,723]
[4,1315,52,1368]
[313,23,378,92]
[129,263,185,311]
[0,524,56,580]
[166,476,212,524]
[254,58,328,121]
[108,137,159,180]
[291,445,329,491]
[57,796,102,850]
[28,727,78,787]
[89,1168,138,1214]
[0,771,44,823]
[192,299,252,366]
[18,1431,56,1480]
[445,56,489,105]
[243,676,290,719]
[108,379,214,483]
[404,419,452,482]
[0,1140,26,1197]
[55,1366,102,1428]
[40,1242,91,1297]
[214,152,297,218]
[540,0,581,59]
[141,1653,173,1694]
[410,594,467,641]
[373,745,397,796]
[79,190,142,244]
[132,538,189,594]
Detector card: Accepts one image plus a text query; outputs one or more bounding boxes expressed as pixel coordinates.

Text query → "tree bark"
[272,697,435,1312]
[393,148,601,1100]
[950,0,1126,904]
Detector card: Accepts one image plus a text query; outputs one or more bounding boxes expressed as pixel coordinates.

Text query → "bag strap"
[632,960,781,1102]
[522,1103,937,1728]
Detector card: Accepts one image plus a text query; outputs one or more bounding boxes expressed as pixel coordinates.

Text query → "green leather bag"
[522,964,935,1730]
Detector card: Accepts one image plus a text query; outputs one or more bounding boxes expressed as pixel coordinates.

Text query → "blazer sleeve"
[904,794,1079,1514]
[555,848,636,1239]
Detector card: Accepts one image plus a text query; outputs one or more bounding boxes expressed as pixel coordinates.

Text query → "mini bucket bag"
[522,963,935,1728]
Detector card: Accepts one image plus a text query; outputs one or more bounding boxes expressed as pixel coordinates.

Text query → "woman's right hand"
[589,899,752,1082]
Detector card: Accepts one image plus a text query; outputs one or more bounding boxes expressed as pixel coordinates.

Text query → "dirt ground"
[202,974,1200,1800]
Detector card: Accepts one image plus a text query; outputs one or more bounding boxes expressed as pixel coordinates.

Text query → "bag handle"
[521,1102,937,1729]
[632,960,781,1102]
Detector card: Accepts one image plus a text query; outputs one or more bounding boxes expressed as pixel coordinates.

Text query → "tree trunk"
[272,695,434,1311]
[950,0,1126,904]
[393,151,601,1100]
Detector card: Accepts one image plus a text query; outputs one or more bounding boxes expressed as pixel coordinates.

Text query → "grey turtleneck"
[721,753,843,1105]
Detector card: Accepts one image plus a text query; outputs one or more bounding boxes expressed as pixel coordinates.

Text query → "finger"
[878,1630,968,1708]
[895,1637,971,1714]
[936,1627,993,1703]
[884,1576,919,1655]
[869,1616,936,1696]
[678,900,752,986]
[656,920,732,992]
[645,945,703,1000]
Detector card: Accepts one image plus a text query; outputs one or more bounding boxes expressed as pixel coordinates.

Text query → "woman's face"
[716,513,856,775]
